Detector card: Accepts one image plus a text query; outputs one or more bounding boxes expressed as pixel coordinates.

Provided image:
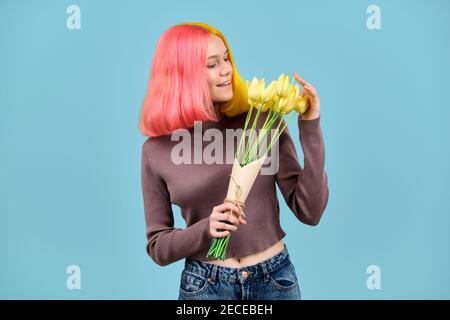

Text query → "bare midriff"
[204,240,285,268]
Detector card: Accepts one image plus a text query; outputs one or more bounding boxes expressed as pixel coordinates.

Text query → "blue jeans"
[178,244,301,300]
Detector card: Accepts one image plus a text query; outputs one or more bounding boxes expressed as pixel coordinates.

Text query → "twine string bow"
[223,173,246,219]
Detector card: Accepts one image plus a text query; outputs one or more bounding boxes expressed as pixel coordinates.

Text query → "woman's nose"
[221,65,232,76]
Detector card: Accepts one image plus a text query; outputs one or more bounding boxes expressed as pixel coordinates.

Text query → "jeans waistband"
[184,244,291,284]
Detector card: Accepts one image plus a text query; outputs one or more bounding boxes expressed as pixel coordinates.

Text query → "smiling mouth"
[217,80,231,87]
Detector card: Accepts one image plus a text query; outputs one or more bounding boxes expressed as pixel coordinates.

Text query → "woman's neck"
[213,103,223,117]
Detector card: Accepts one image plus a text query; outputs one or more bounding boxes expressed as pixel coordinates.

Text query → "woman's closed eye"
[207,57,230,68]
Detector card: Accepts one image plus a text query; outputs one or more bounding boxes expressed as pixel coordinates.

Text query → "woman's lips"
[217,80,231,87]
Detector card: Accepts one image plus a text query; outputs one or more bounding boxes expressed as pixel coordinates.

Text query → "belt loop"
[208,264,219,284]
[261,261,270,282]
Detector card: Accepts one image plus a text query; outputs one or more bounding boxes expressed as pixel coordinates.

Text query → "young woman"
[139,22,329,300]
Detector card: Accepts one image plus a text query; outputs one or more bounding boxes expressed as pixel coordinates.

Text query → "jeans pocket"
[268,262,299,291]
[179,270,210,297]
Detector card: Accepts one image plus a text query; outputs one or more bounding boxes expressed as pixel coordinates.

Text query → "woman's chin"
[214,93,233,102]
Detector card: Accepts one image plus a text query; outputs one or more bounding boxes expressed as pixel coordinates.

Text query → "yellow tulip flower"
[275,74,290,98]
[260,81,277,102]
[286,84,300,101]
[273,97,287,113]
[247,77,264,104]
[281,95,299,114]
[262,100,273,112]
[294,95,310,114]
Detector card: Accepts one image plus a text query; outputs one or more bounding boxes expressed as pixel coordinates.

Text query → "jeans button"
[241,271,248,278]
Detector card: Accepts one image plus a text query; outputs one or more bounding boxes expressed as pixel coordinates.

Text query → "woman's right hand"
[209,202,247,238]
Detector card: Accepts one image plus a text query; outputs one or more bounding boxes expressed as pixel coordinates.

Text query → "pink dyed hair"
[139,22,249,137]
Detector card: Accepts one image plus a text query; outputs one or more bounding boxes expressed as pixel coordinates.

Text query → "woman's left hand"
[294,72,321,120]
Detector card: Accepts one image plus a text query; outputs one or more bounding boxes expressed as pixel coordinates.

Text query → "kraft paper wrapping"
[224,155,267,218]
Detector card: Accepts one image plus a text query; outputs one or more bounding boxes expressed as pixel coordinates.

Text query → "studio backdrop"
[1,0,449,299]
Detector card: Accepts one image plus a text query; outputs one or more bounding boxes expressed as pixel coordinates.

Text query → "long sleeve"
[141,142,212,266]
[275,115,329,226]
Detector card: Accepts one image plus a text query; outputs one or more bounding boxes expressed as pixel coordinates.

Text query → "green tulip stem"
[245,96,282,163]
[247,109,278,162]
[244,105,264,164]
[256,112,280,159]
[237,105,255,164]
[263,112,298,158]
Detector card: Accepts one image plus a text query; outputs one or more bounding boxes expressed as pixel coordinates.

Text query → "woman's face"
[206,34,233,104]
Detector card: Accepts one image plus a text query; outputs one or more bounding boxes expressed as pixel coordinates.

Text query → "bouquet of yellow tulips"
[206,73,310,260]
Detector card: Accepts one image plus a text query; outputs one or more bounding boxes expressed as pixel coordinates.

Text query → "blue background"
[1,0,449,299]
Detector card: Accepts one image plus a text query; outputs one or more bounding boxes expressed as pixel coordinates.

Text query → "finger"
[304,83,317,95]
[301,87,309,94]
[234,209,246,221]
[238,215,247,225]
[215,202,233,213]
[218,223,237,232]
[301,87,316,99]
[219,213,240,225]
[305,87,317,96]
[213,220,237,231]
[212,229,230,238]
[220,202,242,216]
[211,211,224,222]
[301,88,312,97]
[231,204,242,216]
[230,213,245,225]
[294,72,308,87]
[302,84,313,92]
